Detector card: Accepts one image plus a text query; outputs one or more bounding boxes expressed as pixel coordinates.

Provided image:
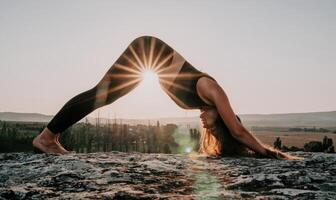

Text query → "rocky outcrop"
[0,151,335,199]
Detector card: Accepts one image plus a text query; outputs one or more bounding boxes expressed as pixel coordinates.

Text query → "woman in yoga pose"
[32,35,303,160]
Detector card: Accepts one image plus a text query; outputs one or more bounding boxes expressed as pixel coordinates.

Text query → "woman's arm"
[196,77,268,156]
[196,77,303,160]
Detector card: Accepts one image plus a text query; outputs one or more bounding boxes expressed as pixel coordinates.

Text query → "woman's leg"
[47,36,177,133]
[33,35,177,153]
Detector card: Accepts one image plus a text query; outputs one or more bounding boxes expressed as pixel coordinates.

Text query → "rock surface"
[0,151,335,200]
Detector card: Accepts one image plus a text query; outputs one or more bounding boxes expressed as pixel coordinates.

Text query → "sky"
[0,0,335,119]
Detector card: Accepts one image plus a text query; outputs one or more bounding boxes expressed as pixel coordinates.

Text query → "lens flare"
[141,69,159,84]
[93,36,197,110]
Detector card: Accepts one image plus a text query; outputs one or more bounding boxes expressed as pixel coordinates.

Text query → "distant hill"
[238,111,336,128]
[0,111,335,128]
[0,112,53,122]
[157,111,336,129]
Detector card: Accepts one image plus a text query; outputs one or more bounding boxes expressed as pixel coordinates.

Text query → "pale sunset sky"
[0,0,335,119]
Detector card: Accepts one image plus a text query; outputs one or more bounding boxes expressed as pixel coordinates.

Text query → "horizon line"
[0,109,335,120]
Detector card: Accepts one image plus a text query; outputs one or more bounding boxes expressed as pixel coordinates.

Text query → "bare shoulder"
[196,76,220,93]
[197,76,217,86]
[196,76,219,106]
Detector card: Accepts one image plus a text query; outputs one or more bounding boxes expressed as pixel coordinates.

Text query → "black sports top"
[159,60,216,110]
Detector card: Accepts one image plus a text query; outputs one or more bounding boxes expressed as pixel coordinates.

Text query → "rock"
[0,151,335,199]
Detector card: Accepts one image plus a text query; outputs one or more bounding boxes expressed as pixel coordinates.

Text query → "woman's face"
[200,106,219,129]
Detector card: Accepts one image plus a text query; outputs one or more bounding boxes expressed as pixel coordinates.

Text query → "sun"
[141,69,159,84]
[104,37,196,109]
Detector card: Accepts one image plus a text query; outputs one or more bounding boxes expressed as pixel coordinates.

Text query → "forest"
[0,119,334,154]
[0,119,201,154]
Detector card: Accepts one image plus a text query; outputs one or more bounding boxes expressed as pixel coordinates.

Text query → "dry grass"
[252,131,336,148]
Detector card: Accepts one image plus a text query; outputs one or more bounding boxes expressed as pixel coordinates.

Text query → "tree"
[163,143,171,154]
[322,136,335,153]
[304,141,323,152]
[273,137,282,150]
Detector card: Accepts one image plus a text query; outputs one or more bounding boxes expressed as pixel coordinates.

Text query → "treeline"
[60,119,179,153]
[0,119,180,153]
[288,127,332,133]
[0,121,45,152]
[190,128,201,152]
[273,136,335,153]
[3,119,334,154]
[251,126,335,133]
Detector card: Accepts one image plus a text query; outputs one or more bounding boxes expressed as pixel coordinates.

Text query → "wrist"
[264,148,285,159]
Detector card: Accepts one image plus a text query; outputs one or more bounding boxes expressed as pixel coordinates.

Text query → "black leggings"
[47,35,185,133]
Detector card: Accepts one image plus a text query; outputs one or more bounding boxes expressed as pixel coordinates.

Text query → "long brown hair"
[199,115,302,160]
[199,115,255,157]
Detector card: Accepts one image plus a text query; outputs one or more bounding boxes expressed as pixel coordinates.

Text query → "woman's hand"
[264,147,304,160]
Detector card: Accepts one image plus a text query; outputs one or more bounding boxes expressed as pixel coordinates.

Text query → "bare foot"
[32,128,70,154]
[55,133,71,153]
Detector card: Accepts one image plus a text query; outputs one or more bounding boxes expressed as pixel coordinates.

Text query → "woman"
[32,35,303,160]
[198,106,302,159]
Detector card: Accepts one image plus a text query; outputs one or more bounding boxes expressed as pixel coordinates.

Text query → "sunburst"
[94,36,195,109]
[140,69,159,84]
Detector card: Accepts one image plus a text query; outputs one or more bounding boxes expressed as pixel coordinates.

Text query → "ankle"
[39,128,58,142]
